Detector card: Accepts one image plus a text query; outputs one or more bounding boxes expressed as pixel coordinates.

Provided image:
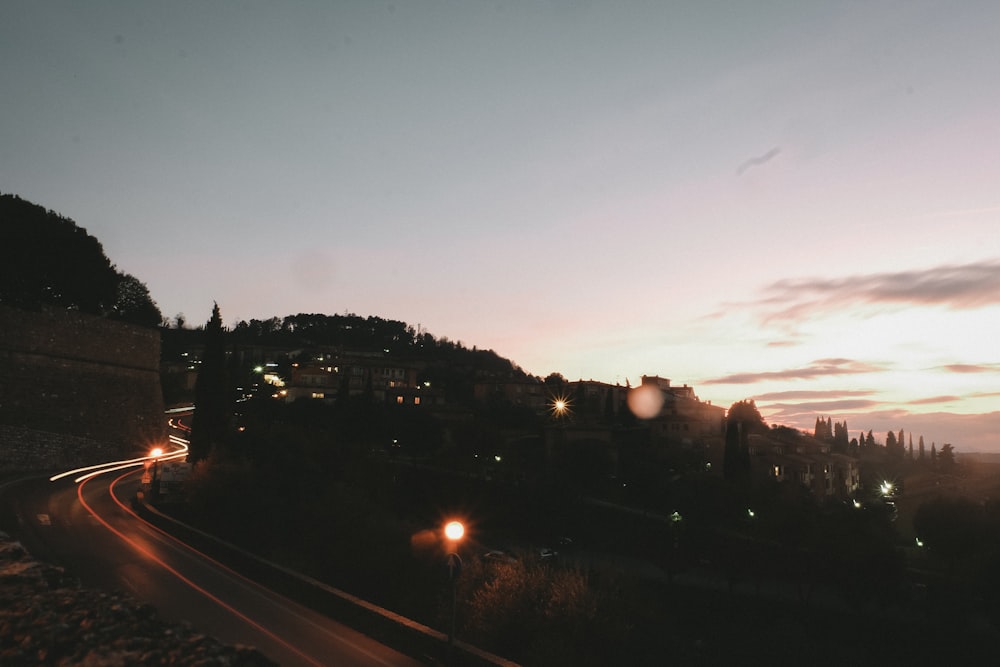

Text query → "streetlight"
[149,447,164,499]
[550,396,571,420]
[443,520,465,658]
[444,520,465,542]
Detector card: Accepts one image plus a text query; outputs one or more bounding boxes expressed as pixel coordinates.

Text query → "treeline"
[228,311,528,375]
[814,416,956,467]
[0,193,162,327]
[161,306,534,412]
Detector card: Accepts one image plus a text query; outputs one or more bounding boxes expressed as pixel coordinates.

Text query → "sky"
[3,1,999,451]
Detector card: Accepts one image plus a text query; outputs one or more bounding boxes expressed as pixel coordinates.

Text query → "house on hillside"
[473,378,548,412]
[748,433,861,499]
[639,375,726,440]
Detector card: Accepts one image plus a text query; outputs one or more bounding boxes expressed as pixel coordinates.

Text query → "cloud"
[764,399,882,414]
[938,363,1000,374]
[971,391,1000,399]
[704,358,885,385]
[908,395,961,405]
[753,389,874,401]
[736,147,781,175]
[755,260,1000,323]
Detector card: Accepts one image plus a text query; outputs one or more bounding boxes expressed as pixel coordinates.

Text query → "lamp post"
[149,447,164,499]
[443,520,464,659]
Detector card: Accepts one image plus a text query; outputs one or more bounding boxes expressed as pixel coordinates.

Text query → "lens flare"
[627,384,664,419]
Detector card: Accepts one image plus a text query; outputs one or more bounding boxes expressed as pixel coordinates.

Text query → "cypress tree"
[189,303,229,462]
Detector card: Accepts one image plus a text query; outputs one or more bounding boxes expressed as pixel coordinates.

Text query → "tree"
[1,193,164,327]
[724,400,761,484]
[108,273,162,327]
[833,421,849,451]
[543,372,566,388]
[939,443,956,471]
[1,193,119,314]
[189,303,230,462]
[919,435,926,461]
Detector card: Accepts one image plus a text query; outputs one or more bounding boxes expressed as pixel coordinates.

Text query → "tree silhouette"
[938,443,956,471]
[724,400,761,483]
[1,193,161,326]
[1,193,118,313]
[109,273,162,327]
[189,303,230,462]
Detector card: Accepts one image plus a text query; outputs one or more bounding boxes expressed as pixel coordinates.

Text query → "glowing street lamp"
[443,520,465,655]
[149,447,164,499]
[444,520,465,542]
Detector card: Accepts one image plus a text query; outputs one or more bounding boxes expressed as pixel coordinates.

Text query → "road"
[4,471,425,667]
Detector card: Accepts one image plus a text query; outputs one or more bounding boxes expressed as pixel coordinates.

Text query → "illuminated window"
[396,395,404,404]
[414,397,421,405]
[311,392,324,399]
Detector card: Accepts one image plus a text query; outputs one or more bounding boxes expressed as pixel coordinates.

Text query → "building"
[639,375,726,441]
[747,433,861,499]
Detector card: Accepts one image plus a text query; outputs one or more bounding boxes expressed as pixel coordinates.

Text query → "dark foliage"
[723,399,762,484]
[0,193,161,326]
[189,303,230,462]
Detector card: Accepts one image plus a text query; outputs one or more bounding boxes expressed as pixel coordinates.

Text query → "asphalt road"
[4,471,425,667]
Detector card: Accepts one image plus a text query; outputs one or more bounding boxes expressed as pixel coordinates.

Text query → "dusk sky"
[3,2,998,451]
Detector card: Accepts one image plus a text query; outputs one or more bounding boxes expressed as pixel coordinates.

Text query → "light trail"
[49,431,190,484]
[77,470,328,667]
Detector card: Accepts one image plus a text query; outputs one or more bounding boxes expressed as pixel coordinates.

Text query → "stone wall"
[0,305,165,467]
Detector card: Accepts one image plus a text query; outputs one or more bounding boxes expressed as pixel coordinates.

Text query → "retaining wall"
[0,304,165,470]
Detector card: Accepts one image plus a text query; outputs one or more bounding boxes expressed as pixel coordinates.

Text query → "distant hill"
[164,310,533,383]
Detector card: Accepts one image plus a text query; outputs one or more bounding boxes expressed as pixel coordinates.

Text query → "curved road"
[4,471,425,667]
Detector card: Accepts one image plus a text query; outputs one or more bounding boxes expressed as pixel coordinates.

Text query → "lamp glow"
[444,520,465,541]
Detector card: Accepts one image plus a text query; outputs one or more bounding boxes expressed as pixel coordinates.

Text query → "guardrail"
[133,493,518,667]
